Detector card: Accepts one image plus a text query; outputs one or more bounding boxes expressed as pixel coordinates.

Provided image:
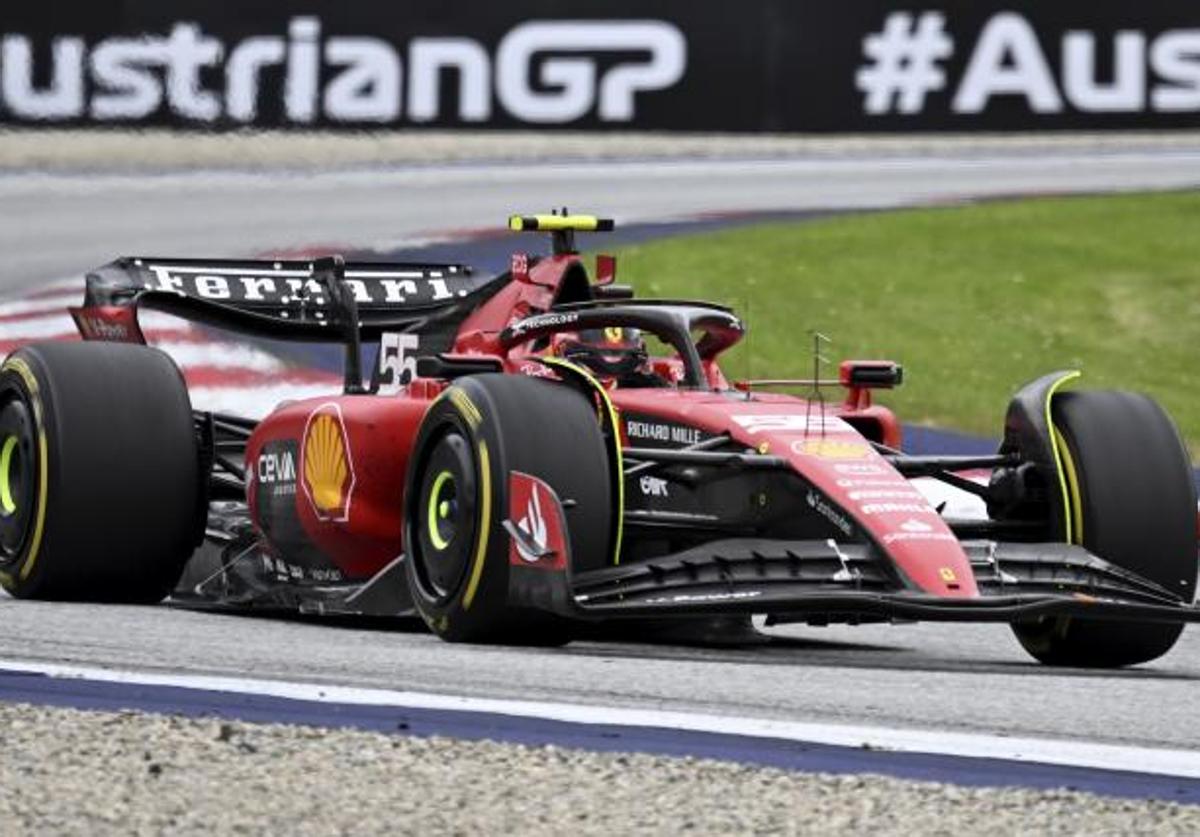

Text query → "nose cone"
[727,409,977,597]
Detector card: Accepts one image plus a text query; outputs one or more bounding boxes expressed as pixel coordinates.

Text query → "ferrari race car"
[1,214,1197,668]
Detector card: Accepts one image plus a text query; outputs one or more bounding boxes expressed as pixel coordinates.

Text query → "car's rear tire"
[403,374,613,644]
[0,343,200,603]
[1012,390,1197,667]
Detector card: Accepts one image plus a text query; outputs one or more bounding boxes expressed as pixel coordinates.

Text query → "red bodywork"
[230,248,975,599]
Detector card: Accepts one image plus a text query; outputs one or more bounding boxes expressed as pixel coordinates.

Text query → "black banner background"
[2,2,1198,131]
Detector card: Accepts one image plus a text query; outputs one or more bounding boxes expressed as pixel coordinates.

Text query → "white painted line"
[1,657,1197,779]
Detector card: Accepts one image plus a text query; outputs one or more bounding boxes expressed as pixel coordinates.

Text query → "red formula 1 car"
[1,215,1197,667]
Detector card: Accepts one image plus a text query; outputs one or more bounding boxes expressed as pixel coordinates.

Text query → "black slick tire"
[1012,390,1198,667]
[403,374,613,644]
[0,343,200,603]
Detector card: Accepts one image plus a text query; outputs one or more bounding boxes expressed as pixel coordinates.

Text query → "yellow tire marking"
[0,435,17,515]
[461,440,491,611]
[426,470,454,551]
[1,357,48,584]
[539,357,624,565]
[448,389,482,430]
[1052,424,1085,546]
[1043,370,1081,544]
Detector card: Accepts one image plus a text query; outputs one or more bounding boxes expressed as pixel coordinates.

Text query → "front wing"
[542,539,1200,625]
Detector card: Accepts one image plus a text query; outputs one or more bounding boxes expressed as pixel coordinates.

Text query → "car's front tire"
[403,374,613,644]
[1012,390,1197,667]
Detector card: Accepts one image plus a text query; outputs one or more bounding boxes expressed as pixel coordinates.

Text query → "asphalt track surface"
[3,146,1200,293]
[2,145,1200,777]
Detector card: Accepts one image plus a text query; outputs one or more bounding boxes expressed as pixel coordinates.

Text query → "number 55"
[378,333,419,394]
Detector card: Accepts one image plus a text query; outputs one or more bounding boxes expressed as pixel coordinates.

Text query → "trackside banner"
[1,2,1198,131]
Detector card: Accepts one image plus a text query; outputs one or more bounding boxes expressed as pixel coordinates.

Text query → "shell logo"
[301,404,356,522]
[790,438,872,460]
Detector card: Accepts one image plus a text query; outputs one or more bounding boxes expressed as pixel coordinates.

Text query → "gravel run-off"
[0,702,1197,835]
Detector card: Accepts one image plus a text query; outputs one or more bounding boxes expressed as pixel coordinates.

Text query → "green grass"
[602,191,1200,450]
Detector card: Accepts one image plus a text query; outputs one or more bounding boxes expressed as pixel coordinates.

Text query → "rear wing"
[72,256,505,347]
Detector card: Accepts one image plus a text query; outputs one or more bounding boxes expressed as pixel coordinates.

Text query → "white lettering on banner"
[286,17,321,123]
[1153,33,1200,111]
[409,38,491,121]
[0,17,687,126]
[496,21,686,122]
[323,37,402,122]
[1,36,85,118]
[858,11,1200,117]
[226,37,286,122]
[953,13,1063,113]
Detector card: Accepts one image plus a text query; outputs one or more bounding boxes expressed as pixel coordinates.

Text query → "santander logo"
[514,484,548,563]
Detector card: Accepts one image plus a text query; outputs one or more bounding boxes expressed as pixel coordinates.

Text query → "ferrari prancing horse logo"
[302,403,356,522]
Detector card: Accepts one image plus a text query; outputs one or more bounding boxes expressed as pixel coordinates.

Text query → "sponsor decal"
[510,253,530,282]
[639,475,669,497]
[507,472,567,569]
[513,484,548,563]
[832,463,887,475]
[939,567,959,583]
[624,418,704,446]
[642,590,762,605]
[882,531,958,545]
[836,477,909,488]
[256,443,298,497]
[900,517,933,532]
[76,316,129,340]
[518,361,556,379]
[377,333,419,393]
[806,489,854,537]
[861,501,936,515]
[858,11,1200,120]
[791,439,873,460]
[847,489,925,501]
[261,554,344,583]
[507,311,579,338]
[141,263,466,308]
[1,17,686,126]
[734,414,853,434]
[301,403,356,522]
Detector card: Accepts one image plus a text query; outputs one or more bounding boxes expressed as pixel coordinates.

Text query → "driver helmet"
[552,326,649,380]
